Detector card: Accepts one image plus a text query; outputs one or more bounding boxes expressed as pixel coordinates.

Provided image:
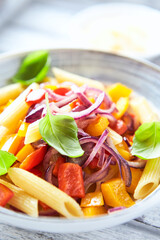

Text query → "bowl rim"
[1,48,160,233]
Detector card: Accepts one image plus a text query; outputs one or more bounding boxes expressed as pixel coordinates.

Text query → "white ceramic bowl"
[0,49,160,233]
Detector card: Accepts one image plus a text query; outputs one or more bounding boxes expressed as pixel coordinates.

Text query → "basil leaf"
[39,95,84,158]
[0,150,17,175]
[131,122,160,159]
[12,50,50,85]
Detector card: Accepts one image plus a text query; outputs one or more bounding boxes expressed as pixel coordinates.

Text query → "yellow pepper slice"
[101,178,135,208]
[18,122,30,137]
[113,97,129,119]
[82,206,107,217]
[81,191,104,207]
[106,83,132,103]
[16,144,35,162]
[85,116,109,137]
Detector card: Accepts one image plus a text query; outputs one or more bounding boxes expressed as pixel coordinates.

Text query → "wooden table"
[1,0,160,239]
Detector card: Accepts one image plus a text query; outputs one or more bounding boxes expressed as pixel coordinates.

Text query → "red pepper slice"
[89,157,99,169]
[58,163,85,198]
[39,201,51,210]
[29,168,42,177]
[0,184,14,207]
[20,146,47,170]
[54,87,70,96]
[25,89,46,105]
[53,156,66,177]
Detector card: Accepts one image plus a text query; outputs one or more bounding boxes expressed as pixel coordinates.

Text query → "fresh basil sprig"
[12,50,50,85]
[0,150,17,175]
[131,122,160,159]
[39,94,84,158]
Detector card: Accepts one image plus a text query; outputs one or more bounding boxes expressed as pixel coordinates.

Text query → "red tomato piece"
[25,89,46,105]
[20,146,47,170]
[58,163,85,198]
[89,157,99,169]
[0,184,14,207]
[113,120,128,135]
[29,168,42,177]
[53,156,66,177]
[54,87,70,96]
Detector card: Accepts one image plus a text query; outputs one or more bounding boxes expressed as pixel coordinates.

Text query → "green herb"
[39,94,84,158]
[12,50,50,85]
[0,150,17,175]
[131,122,160,159]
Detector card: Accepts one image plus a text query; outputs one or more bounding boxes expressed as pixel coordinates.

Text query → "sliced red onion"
[119,155,132,187]
[123,136,131,147]
[56,93,77,108]
[127,159,146,169]
[65,92,105,120]
[83,129,109,168]
[84,155,112,192]
[71,84,88,94]
[97,148,106,168]
[43,147,58,171]
[67,142,94,166]
[96,102,117,115]
[45,164,58,187]
[79,136,131,187]
[76,92,92,108]
[72,105,86,112]
[25,105,44,123]
[49,102,62,114]
[78,128,89,137]
[45,88,66,102]
[108,207,126,214]
[85,87,112,108]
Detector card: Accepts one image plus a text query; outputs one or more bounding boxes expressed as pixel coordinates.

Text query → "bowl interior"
[0,49,160,233]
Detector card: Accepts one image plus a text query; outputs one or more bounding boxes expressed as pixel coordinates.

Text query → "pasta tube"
[108,127,122,145]
[0,126,9,142]
[0,179,38,217]
[0,83,39,133]
[0,83,24,106]
[130,97,159,124]
[53,67,105,91]
[24,120,41,144]
[8,168,83,218]
[134,158,160,199]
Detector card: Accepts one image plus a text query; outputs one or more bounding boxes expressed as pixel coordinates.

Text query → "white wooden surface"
[1,0,160,239]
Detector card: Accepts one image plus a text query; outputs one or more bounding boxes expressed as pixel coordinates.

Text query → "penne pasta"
[8,168,83,218]
[0,126,9,142]
[53,67,105,91]
[130,97,159,124]
[0,83,24,106]
[0,179,38,217]
[24,120,41,144]
[0,83,39,133]
[134,158,160,199]
[108,127,122,145]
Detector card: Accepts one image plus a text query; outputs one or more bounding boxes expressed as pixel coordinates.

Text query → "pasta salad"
[0,51,159,218]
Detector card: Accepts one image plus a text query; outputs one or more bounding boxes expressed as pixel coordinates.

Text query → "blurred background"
[1,0,160,60]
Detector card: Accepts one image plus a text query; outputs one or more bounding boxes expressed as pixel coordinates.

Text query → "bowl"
[0,49,160,233]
